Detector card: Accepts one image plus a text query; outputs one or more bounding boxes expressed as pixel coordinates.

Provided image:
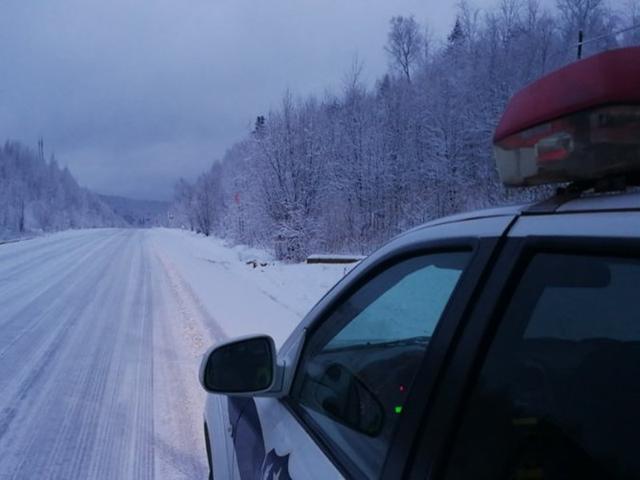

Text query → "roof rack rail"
[523,175,640,214]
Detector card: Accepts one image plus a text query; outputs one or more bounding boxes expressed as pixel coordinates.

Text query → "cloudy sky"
[0,0,493,200]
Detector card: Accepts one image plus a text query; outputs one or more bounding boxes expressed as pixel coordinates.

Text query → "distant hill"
[0,141,126,240]
[99,195,169,227]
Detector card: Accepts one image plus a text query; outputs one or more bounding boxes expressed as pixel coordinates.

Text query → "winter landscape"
[0,0,637,478]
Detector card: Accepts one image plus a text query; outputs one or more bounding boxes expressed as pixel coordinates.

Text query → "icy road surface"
[0,228,347,479]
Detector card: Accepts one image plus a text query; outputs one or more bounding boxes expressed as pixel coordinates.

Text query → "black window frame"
[281,236,501,479]
[404,235,640,480]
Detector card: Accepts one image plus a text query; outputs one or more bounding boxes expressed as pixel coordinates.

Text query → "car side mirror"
[199,335,283,396]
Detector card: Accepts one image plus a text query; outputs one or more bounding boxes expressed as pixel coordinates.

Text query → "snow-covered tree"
[172,0,628,260]
[0,141,125,238]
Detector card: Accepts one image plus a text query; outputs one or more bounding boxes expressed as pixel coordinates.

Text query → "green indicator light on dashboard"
[394,406,403,414]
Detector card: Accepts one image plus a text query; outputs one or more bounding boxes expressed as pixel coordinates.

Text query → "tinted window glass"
[292,252,470,478]
[446,253,640,480]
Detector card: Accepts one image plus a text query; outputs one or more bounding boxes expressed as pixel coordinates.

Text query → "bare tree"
[385,16,423,83]
[342,54,365,95]
[622,0,640,46]
[557,0,604,31]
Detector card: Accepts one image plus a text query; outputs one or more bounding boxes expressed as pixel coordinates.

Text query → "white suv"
[199,47,640,479]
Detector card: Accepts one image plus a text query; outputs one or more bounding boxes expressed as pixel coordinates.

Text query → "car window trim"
[281,237,496,479]
[382,237,503,479]
[405,235,640,480]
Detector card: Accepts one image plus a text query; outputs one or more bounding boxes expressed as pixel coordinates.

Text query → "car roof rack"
[523,174,640,214]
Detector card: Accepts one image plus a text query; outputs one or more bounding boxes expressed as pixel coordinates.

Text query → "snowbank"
[147,229,353,346]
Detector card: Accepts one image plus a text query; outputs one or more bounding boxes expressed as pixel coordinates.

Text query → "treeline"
[99,195,169,228]
[0,141,125,239]
[171,0,639,261]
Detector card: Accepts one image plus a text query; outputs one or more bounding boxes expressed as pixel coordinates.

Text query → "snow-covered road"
[0,228,347,479]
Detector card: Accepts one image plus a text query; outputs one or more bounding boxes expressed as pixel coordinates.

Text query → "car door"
[404,211,640,479]
[235,217,511,479]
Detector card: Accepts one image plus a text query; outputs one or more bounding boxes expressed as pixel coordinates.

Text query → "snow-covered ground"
[0,228,349,479]
[147,228,352,346]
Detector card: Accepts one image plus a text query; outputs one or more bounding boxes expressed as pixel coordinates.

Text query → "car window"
[445,252,640,480]
[291,251,471,478]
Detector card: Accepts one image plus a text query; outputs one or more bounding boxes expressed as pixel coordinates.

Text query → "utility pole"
[577,30,584,59]
[38,137,44,162]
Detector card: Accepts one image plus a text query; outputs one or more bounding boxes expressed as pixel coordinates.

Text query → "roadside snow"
[147,228,353,347]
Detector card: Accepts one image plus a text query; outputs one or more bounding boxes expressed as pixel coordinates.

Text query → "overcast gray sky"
[1,0,492,200]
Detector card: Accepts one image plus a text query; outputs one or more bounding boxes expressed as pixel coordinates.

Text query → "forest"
[170,0,640,260]
[0,141,124,239]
